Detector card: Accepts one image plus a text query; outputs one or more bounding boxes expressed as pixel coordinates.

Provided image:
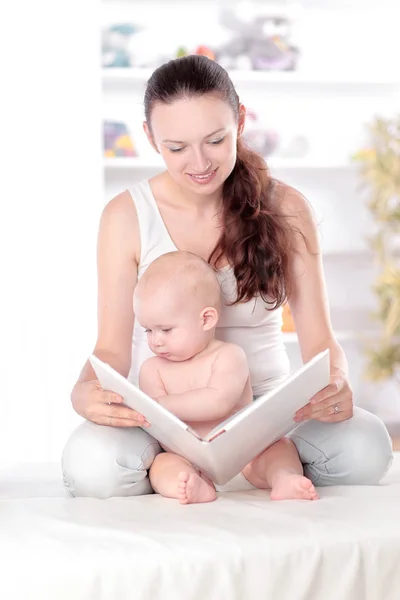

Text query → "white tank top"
[128,180,290,396]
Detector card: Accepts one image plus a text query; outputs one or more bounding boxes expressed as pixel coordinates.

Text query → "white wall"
[0,0,102,467]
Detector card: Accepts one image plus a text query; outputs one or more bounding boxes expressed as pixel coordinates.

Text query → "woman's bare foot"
[177,471,217,505]
[270,473,319,501]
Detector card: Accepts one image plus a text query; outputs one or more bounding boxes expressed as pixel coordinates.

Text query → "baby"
[135,251,319,505]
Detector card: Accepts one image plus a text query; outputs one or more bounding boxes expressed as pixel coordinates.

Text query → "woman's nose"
[191,148,211,173]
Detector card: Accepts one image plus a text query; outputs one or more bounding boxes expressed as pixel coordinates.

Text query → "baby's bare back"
[157,340,252,437]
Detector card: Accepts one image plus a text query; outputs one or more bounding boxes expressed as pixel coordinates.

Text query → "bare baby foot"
[177,471,217,505]
[270,473,319,501]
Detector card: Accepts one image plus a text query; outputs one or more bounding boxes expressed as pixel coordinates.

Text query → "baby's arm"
[157,344,249,422]
[139,357,167,399]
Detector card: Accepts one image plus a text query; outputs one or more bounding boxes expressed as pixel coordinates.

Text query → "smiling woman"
[144,95,240,194]
[158,116,226,188]
[142,57,294,306]
[61,55,393,500]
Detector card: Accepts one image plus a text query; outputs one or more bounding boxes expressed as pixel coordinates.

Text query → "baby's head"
[134,251,222,361]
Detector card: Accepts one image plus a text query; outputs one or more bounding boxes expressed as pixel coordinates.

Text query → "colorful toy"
[103,121,137,158]
[101,23,139,68]
[176,46,188,58]
[215,8,299,71]
[195,45,216,60]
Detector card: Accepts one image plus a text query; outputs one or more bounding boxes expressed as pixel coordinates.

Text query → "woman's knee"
[290,407,393,486]
[343,407,393,484]
[61,421,162,498]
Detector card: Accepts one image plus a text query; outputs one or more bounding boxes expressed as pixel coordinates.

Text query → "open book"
[89,349,330,485]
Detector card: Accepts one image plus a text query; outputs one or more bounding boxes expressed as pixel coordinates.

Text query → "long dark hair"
[144,55,295,308]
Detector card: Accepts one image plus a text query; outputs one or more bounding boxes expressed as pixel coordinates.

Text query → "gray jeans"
[61,407,393,498]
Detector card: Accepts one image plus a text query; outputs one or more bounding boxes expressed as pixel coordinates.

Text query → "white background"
[0,0,101,467]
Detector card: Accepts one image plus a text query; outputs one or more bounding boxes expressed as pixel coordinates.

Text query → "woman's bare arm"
[75,190,139,384]
[281,184,348,374]
[279,183,353,422]
[70,190,149,427]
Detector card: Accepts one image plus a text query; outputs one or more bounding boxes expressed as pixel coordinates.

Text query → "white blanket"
[1,457,400,600]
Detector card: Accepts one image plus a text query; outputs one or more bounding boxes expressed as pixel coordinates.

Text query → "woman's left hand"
[294,369,354,423]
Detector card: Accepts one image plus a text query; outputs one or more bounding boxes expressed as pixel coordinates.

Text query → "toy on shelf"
[176,46,188,58]
[215,8,300,71]
[102,23,140,68]
[104,121,137,158]
[242,108,310,161]
[175,44,215,60]
[243,109,279,157]
[195,45,216,60]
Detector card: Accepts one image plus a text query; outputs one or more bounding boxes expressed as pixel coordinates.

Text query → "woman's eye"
[209,138,225,145]
[169,147,185,153]
[144,329,151,333]
[162,328,171,333]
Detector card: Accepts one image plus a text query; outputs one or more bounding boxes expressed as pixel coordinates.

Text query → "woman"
[62,55,392,498]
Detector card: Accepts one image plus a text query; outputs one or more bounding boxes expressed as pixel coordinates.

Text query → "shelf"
[283,330,377,344]
[284,307,380,344]
[104,157,163,169]
[103,157,357,171]
[284,306,379,344]
[102,68,400,93]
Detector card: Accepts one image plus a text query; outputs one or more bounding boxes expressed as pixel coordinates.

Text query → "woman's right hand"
[71,380,150,428]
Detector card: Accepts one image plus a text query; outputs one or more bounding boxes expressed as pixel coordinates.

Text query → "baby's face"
[135,290,209,361]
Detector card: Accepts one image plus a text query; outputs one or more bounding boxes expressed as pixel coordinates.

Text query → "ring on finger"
[333,403,340,414]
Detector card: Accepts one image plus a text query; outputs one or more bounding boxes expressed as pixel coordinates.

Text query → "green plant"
[353,114,400,381]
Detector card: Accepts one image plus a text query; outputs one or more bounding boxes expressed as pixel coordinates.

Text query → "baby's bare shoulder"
[139,356,165,377]
[214,342,248,367]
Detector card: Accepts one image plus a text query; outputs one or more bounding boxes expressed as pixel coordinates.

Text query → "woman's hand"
[71,380,150,428]
[294,369,354,423]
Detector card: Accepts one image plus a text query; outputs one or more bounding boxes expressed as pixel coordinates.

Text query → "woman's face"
[144,94,246,196]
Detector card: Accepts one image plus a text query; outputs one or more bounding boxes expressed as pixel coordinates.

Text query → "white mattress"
[1,457,400,600]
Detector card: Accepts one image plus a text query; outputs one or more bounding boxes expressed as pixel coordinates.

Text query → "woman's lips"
[187,168,218,185]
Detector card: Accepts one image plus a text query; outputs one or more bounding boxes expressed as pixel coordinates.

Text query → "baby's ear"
[201,307,218,331]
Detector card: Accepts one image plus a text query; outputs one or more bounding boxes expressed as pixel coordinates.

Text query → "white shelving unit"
[103,156,357,171]
[103,68,400,94]
[283,328,378,345]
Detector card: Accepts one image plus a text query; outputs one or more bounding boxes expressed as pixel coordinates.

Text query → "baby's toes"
[178,471,190,484]
[301,480,319,500]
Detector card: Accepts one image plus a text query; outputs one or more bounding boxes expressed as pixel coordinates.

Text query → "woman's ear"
[238,104,246,136]
[143,121,159,153]
[201,307,219,331]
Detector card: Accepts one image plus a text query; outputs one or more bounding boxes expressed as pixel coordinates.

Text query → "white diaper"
[214,472,257,493]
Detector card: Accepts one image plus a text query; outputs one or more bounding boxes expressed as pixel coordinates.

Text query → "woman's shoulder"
[100,189,140,259]
[270,179,316,234]
[271,179,318,251]
[103,188,138,218]
[271,179,310,215]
